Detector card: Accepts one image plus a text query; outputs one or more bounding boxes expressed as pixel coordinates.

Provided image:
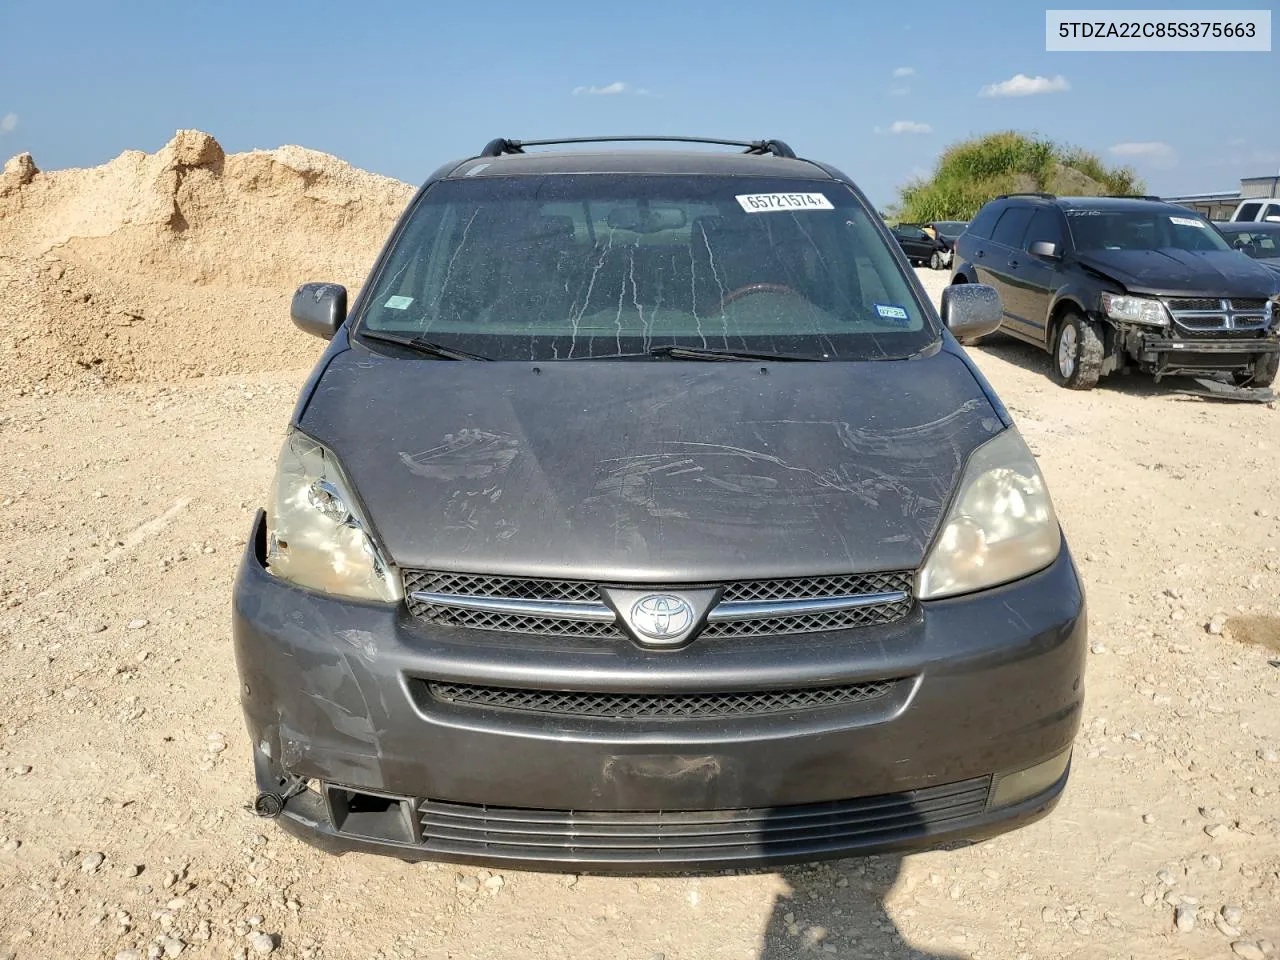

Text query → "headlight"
[265,431,403,602]
[916,429,1061,600]
[1100,292,1169,327]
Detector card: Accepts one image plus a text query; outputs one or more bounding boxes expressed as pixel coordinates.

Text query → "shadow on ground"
[757,855,965,959]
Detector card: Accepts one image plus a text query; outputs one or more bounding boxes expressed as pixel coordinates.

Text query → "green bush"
[895,132,1145,222]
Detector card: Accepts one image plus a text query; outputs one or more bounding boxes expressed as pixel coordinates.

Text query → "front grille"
[1165,297,1218,312]
[404,570,598,603]
[414,608,623,639]
[421,678,898,719]
[701,596,914,638]
[403,569,625,639]
[403,569,915,640]
[720,571,913,603]
[414,776,993,861]
[1164,297,1270,337]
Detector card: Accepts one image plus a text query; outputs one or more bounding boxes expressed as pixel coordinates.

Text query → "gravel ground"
[0,267,1278,960]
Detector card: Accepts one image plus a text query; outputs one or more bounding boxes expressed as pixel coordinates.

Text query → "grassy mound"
[895,132,1145,222]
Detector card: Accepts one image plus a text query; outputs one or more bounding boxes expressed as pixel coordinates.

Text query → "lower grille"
[421,678,899,720]
[415,777,993,861]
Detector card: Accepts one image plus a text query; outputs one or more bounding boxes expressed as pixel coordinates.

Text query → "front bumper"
[1131,332,1280,375]
[233,512,1087,870]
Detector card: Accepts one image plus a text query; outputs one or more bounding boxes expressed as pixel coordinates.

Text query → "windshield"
[356,175,937,360]
[1066,209,1232,253]
[934,221,967,238]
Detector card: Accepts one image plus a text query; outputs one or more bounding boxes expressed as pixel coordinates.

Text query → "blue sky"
[1,0,1275,208]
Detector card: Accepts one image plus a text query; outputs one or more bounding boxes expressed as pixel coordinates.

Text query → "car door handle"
[976,250,984,258]
[1008,259,1019,268]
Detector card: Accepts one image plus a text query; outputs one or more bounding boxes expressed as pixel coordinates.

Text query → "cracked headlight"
[1101,292,1169,327]
[916,429,1061,600]
[265,431,403,602]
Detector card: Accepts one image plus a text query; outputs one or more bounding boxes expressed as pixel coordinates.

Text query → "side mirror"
[941,283,1003,341]
[1028,240,1060,259]
[291,283,347,340]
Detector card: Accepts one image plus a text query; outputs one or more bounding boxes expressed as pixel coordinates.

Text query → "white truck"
[1230,198,1280,222]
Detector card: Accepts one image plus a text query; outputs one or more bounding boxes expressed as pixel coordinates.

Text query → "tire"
[1233,353,1279,388]
[929,251,943,270]
[1051,312,1103,389]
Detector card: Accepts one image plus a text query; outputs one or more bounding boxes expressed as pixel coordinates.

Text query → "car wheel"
[929,251,943,270]
[1051,312,1103,389]
[1233,353,1279,388]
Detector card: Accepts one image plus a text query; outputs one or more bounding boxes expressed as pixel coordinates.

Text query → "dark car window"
[966,203,1003,240]
[1236,202,1262,221]
[355,175,938,361]
[933,221,967,239]
[1225,229,1280,258]
[1023,209,1065,252]
[989,206,1035,248]
[1067,209,1233,252]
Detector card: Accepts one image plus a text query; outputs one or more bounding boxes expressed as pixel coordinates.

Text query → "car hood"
[1075,249,1280,298]
[298,347,1003,581]
[1253,257,1280,277]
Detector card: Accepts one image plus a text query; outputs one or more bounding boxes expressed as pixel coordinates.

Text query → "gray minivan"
[232,136,1086,869]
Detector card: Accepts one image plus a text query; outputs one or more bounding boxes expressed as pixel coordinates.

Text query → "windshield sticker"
[1170,216,1205,228]
[735,192,834,213]
[383,295,414,310]
[874,303,910,326]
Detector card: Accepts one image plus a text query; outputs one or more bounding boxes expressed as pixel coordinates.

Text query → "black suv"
[951,194,1280,389]
[233,136,1085,870]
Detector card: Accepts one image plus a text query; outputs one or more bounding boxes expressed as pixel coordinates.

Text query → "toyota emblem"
[629,594,695,641]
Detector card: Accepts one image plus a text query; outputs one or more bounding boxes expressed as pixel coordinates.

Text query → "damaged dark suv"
[951,194,1280,389]
[232,136,1086,870]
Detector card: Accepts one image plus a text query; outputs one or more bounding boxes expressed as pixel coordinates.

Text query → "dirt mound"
[0,130,415,393]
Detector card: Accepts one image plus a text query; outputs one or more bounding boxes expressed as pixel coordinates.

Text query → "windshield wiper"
[358,330,491,361]
[649,344,826,362]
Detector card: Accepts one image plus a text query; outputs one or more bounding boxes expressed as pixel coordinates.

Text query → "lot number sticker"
[1169,216,1205,228]
[736,192,834,213]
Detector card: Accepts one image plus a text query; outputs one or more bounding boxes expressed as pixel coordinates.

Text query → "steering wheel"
[718,283,798,310]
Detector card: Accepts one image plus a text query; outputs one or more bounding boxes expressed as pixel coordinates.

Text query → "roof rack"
[1102,194,1163,201]
[477,136,797,159]
[995,192,1056,200]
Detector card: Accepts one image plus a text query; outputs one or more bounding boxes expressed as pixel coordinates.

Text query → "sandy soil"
[1,136,1278,960]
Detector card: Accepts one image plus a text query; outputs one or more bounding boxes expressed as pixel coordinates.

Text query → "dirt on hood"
[0,130,415,394]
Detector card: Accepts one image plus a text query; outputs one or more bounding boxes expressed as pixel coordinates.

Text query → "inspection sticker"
[384,295,414,309]
[874,303,910,325]
[1170,216,1205,228]
[736,192,834,213]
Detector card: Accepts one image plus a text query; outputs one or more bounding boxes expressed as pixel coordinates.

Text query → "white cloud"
[889,120,932,135]
[979,74,1070,97]
[572,81,629,96]
[0,113,17,135]
[892,66,915,78]
[1109,141,1177,165]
